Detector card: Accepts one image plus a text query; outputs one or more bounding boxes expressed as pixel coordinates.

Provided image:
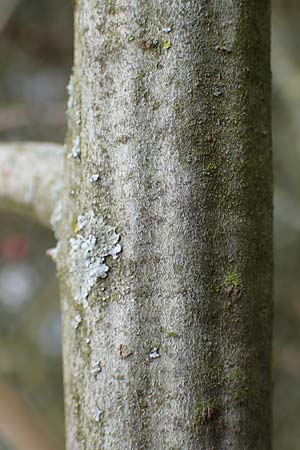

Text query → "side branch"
[0,142,64,228]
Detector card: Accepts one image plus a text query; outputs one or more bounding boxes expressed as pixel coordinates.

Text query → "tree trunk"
[53,1,273,449]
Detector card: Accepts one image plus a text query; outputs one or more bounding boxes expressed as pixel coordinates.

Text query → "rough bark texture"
[0,142,64,227]
[54,1,273,449]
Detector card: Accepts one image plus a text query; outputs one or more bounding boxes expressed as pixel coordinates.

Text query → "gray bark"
[0,142,63,227]
[55,1,272,449]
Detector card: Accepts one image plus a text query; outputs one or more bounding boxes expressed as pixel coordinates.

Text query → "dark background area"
[0,1,299,449]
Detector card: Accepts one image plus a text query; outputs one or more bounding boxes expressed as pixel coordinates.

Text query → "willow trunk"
[54,1,273,449]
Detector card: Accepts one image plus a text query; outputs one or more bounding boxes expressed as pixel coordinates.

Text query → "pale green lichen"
[94,407,103,422]
[69,136,81,160]
[71,313,82,330]
[149,348,160,360]
[91,361,102,375]
[69,210,122,306]
[90,174,100,183]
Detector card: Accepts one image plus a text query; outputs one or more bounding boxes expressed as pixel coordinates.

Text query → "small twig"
[0,142,64,228]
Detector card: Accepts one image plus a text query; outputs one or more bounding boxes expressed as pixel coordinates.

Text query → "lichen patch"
[71,313,82,330]
[68,136,81,160]
[69,211,122,305]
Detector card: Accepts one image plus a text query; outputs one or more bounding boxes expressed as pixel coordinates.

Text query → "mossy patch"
[194,401,220,428]
[224,271,241,288]
[204,162,218,174]
[224,271,242,299]
[166,331,178,338]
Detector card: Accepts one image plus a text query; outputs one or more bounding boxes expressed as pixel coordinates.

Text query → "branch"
[0,142,64,228]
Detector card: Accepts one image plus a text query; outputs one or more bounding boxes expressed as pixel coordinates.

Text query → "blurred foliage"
[0,0,300,449]
[0,0,72,142]
[272,1,300,449]
[0,0,72,448]
[0,214,64,449]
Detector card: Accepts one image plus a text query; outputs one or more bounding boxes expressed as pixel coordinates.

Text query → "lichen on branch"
[69,210,122,306]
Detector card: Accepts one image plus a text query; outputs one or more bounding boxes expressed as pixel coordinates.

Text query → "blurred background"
[0,0,299,449]
[0,0,71,449]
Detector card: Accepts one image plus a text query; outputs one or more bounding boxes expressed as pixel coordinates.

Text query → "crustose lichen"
[69,210,122,306]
